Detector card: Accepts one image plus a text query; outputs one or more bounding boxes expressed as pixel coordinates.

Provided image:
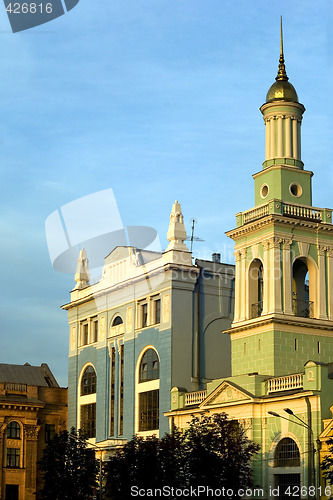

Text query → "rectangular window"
[141,303,148,328]
[45,424,55,443]
[119,344,124,436]
[6,448,20,468]
[318,341,320,354]
[139,390,159,431]
[110,347,115,436]
[80,403,96,438]
[92,318,98,343]
[81,322,88,346]
[153,299,161,324]
[295,338,298,351]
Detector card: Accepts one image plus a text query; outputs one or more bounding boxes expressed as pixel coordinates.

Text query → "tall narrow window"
[119,344,124,435]
[81,365,97,396]
[141,303,148,328]
[81,322,89,345]
[154,299,161,324]
[110,347,115,436]
[92,318,98,343]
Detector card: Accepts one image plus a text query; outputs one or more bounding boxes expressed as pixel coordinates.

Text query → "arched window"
[139,349,159,383]
[112,316,123,326]
[274,438,300,467]
[7,421,20,439]
[249,259,264,318]
[80,365,96,396]
[293,258,313,318]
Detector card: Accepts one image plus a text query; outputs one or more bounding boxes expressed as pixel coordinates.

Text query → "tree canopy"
[105,413,260,500]
[39,428,99,500]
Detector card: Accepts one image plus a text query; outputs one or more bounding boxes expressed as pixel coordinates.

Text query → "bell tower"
[226,20,333,377]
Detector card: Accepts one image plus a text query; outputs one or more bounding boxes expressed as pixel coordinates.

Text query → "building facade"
[0,363,67,500]
[167,28,333,498]
[63,201,234,448]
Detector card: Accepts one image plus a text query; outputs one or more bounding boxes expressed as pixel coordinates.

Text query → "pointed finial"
[166,200,189,252]
[276,16,288,81]
[73,248,90,289]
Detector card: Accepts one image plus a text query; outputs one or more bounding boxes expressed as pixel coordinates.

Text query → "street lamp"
[267,409,316,498]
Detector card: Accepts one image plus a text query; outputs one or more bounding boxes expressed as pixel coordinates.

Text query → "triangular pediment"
[200,381,253,408]
[319,419,333,440]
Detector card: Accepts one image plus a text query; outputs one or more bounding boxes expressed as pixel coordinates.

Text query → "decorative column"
[327,247,333,320]
[285,116,292,157]
[317,246,328,320]
[292,118,298,160]
[268,237,282,314]
[265,119,270,160]
[270,117,276,159]
[277,116,283,157]
[25,424,40,491]
[262,240,270,315]
[297,118,302,159]
[282,239,293,314]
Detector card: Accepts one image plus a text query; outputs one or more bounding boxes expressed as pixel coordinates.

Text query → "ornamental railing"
[267,373,303,393]
[5,383,27,394]
[251,301,263,319]
[243,205,269,223]
[293,298,314,319]
[283,203,322,221]
[185,390,207,406]
[239,200,326,226]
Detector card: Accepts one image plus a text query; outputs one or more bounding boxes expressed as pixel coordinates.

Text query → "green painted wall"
[232,330,333,377]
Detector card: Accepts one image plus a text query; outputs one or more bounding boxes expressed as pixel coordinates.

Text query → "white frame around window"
[135,346,160,437]
[77,363,97,441]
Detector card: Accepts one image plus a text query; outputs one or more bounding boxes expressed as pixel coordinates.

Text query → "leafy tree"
[105,413,259,499]
[39,427,99,500]
[321,438,333,483]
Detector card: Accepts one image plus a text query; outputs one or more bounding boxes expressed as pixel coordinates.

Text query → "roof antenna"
[186,219,204,253]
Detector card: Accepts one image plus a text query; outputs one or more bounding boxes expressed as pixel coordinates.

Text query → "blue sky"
[0,1,332,387]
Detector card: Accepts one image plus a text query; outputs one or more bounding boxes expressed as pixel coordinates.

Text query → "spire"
[166,200,188,252]
[74,248,90,289]
[276,16,288,81]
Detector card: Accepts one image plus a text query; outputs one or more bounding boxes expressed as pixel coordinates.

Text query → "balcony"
[185,390,207,406]
[293,298,314,319]
[268,373,303,393]
[251,301,263,319]
[236,200,332,228]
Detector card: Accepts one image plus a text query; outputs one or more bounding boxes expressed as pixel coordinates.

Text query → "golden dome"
[266,79,298,103]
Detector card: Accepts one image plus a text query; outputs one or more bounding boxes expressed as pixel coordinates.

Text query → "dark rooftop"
[0,363,59,387]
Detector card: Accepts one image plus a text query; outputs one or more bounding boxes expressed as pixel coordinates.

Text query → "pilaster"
[327,247,333,320]
[268,237,282,314]
[239,248,247,321]
[282,239,293,314]
[262,240,270,315]
[317,245,328,320]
